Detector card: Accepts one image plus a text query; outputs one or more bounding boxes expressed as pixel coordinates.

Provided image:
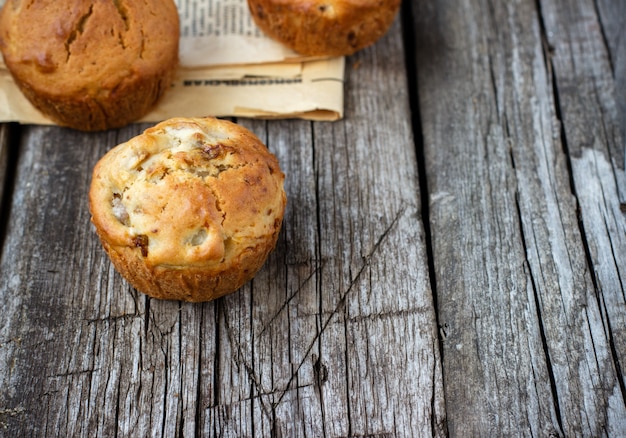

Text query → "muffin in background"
[247,0,401,56]
[89,117,287,302]
[0,0,179,131]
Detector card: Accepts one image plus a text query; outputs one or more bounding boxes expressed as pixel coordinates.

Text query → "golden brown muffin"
[0,0,179,131]
[89,117,287,302]
[247,0,401,56]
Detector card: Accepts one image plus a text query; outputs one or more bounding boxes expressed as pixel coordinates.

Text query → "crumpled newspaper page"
[0,0,344,124]
[143,57,345,122]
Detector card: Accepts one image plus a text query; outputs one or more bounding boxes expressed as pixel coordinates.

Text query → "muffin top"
[89,117,286,269]
[0,0,179,96]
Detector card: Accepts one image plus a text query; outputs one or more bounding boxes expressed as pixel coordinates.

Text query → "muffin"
[0,0,179,131]
[89,117,287,302]
[247,0,401,56]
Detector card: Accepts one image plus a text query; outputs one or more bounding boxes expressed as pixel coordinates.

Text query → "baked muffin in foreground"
[247,0,402,56]
[0,0,179,131]
[89,117,287,302]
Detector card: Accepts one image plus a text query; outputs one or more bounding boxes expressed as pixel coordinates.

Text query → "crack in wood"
[218,300,275,424]
[258,261,323,337]
[516,188,565,434]
[206,203,413,433]
[84,313,144,326]
[269,204,411,410]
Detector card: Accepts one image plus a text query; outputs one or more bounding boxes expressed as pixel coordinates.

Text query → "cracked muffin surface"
[0,0,179,131]
[89,117,287,302]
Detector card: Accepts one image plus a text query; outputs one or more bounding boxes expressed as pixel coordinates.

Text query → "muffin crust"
[89,117,287,301]
[0,0,180,131]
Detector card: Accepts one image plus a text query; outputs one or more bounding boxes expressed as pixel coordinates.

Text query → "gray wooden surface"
[414,0,625,436]
[0,0,624,436]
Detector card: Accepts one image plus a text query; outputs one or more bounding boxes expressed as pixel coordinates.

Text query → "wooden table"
[1,0,625,436]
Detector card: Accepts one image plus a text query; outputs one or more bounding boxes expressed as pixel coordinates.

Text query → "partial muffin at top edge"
[0,0,180,131]
[247,0,402,56]
[89,116,287,302]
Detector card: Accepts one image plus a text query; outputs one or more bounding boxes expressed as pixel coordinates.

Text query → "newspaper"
[178,0,314,67]
[0,0,344,124]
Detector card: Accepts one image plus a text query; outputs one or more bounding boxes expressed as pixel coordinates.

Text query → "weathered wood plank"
[597,0,626,212]
[595,0,625,134]
[540,0,626,393]
[412,0,626,435]
[551,0,626,208]
[315,21,446,434]
[595,0,626,63]
[0,14,444,437]
[0,125,142,435]
[0,124,9,214]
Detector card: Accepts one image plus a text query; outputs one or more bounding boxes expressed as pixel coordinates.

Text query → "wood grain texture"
[539,0,626,403]
[411,0,626,435]
[0,125,8,213]
[595,0,626,136]
[0,15,444,438]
